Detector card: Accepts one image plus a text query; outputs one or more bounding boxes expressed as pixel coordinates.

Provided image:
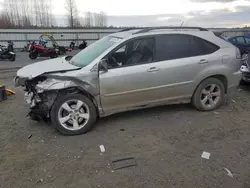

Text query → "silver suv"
[15,27,242,135]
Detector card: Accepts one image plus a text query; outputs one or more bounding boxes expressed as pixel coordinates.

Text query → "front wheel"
[192,78,225,111]
[51,93,97,135]
[29,51,38,59]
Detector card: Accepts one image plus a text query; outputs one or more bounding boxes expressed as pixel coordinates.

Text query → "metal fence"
[0,28,120,49]
[1,28,250,49]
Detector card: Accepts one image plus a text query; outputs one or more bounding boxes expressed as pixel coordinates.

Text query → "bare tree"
[32,0,52,27]
[94,11,107,27]
[84,12,93,27]
[65,0,79,28]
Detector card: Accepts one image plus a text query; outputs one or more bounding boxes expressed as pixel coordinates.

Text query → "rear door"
[151,34,220,100]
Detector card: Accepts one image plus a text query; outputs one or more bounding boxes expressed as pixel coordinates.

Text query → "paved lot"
[1,74,250,187]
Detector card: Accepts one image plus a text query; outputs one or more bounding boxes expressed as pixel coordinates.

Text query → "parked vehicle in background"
[228,36,250,55]
[15,27,241,135]
[39,34,67,55]
[240,52,250,82]
[29,41,58,59]
[0,41,16,61]
[21,41,32,52]
[79,40,87,50]
[70,41,76,50]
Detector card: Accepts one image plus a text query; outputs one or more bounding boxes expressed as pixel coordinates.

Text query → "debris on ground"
[232,100,236,104]
[120,128,125,131]
[99,145,105,153]
[201,151,210,159]
[112,157,137,170]
[224,168,233,178]
[214,112,219,115]
[238,88,242,92]
[36,178,43,184]
[28,134,32,139]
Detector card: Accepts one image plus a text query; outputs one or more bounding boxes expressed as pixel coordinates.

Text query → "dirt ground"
[1,76,250,188]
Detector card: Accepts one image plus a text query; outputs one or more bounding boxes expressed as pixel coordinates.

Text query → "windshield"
[70,36,121,67]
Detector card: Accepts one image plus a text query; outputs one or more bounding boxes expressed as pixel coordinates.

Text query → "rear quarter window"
[193,36,220,56]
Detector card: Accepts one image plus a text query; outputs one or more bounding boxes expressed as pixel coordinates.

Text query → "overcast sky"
[1,0,250,27]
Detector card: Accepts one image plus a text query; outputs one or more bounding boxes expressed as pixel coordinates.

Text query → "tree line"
[0,0,108,28]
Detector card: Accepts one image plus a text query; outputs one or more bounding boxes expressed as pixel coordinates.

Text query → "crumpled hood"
[17,57,80,79]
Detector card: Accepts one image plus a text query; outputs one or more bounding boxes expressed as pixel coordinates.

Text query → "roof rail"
[117,28,141,32]
[134,27,208,34]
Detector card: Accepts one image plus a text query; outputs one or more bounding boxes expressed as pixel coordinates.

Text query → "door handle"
[198,59,208,64]
[147,67,159,72]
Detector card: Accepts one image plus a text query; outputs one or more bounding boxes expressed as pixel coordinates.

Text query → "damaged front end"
[22,76,59,120]
[16,73,100,121]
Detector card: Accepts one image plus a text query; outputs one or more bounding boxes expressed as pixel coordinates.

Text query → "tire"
[29,52,38,59]
[50,53,58,59]
[9,55,15,62]
[192,78,225,111]
[51,93,97,135]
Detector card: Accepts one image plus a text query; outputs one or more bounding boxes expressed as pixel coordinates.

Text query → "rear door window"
[236,37,246,45]
[244,37,250,45]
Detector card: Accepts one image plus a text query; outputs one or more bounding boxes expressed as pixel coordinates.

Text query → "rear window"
[193,36,220,56]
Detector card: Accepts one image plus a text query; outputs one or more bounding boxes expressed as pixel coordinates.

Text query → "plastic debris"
[41,140,44,143]
[201,151,210,159]
[224,168,233,178]
[214,112,219,115]
[28,134,33,139]
[120,128,125,131]
[36,178,43,184]
[99,145,105,153]
[232,100,236,103]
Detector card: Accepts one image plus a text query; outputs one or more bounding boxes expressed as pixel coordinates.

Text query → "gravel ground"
[1,75,250,188]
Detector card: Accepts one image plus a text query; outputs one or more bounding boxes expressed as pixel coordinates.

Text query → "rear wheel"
[51,93,97,135]
[29,51,38,59]
[9,55,15,61]
[192,78,225,111]
[50,53,58,59]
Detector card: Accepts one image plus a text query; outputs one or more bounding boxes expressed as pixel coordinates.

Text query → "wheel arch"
[193,74,228,97]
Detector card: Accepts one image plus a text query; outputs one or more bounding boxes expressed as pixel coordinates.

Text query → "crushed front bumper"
[24,91,58,120]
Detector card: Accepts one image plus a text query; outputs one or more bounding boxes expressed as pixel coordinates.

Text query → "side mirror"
[99,59,108,72]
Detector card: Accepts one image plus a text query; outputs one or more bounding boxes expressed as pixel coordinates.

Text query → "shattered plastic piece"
[36,178,43,183]
[225,168,233,178]
[99,145,105,153]
[232,100,236,103]
[201,151,210,159]
[28,134,32,139]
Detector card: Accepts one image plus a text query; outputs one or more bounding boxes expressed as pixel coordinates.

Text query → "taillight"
[236,47,241,59]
